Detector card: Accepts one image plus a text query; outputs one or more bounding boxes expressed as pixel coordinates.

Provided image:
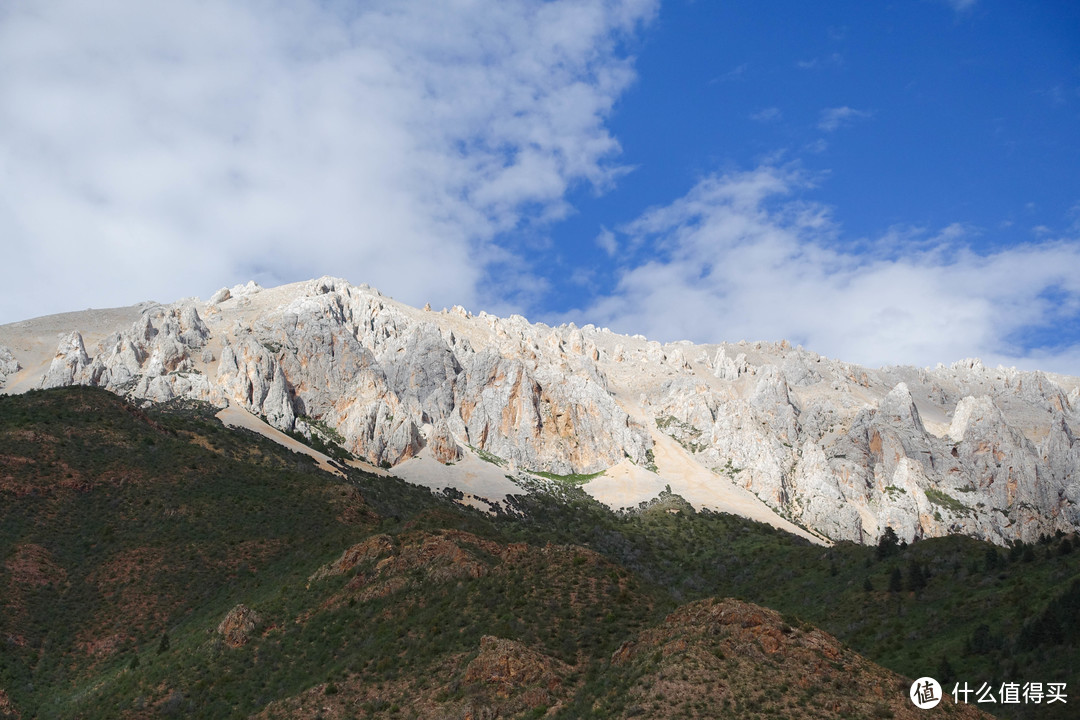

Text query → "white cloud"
[750,107,782,122]
[711,63,748,83]
[818,106,871,132]
[1069,202,1080,233]
[596,227,618,256]
[0,0,657,323]
[796,53,843,71]
[578,166,1080,373]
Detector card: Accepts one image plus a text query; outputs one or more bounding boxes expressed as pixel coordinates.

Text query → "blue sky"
[554,0,1079,268]
[1,0,1078,372]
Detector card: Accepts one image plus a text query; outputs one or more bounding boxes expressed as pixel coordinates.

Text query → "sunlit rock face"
[10,276,1080,546]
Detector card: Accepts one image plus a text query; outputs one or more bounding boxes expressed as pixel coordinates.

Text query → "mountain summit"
[2,276,1077,546]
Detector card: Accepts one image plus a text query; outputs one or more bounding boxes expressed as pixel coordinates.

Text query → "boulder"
[216,604,261,648]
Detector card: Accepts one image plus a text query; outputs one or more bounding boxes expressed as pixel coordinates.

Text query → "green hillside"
[0,387,1074,718]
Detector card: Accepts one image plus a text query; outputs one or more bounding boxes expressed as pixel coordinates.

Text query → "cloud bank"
[0,0,656,322]
[3,1,1076,377]
[581,166,1080,373]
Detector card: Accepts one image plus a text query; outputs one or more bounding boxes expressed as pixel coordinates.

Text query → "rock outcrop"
[40,331,90,388]
[464,635,570,697]
[646,350,1080,545]
[0,345,18,389]
[5,276,1079,546]
[0,688,20,720]
[429,418,463,464]
[216,604,261,648]
[610,598,990,720]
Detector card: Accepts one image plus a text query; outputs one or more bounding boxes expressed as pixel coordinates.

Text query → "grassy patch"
[467,444,508,467]
[714,458,744,479]
[285,417,354,462]
[529,469,606,486]
[299,415,347,446]
[655,415,708,453]
[924,487,970,515]
[644,448,658,473]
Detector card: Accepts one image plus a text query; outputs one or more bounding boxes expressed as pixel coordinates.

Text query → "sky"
[1,0,1078,373]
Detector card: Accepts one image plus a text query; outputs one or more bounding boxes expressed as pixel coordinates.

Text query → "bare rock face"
[48,304,217,404]
[790,440,865,542]
[0,345,19,388]
[40,331,90,388]
[216,337,295,431]
[208,287,231,304]
[429,419,463,464]
[218,278,654,471]
[216,604,261,648]
[949,395,996,442]
[643,342,1080,545]
[14,276,1080,546]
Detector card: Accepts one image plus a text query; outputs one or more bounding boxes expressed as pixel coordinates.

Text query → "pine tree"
[936,655,955,685]
[906,560,927,594]
[876,527,900,560]
[888,567,903,593]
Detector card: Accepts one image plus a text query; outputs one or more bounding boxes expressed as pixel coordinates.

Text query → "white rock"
[12,277,1079,546]
[209,287,232,304]
[40,331,91,388]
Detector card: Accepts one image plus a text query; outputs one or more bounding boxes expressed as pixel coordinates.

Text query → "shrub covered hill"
[1,387,1077,718]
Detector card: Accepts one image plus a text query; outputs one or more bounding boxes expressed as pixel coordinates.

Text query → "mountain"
[1,276,1078,546]
[3,386,1041,719]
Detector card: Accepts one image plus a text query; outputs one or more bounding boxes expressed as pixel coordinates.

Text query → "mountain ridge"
[1,276,1077,546]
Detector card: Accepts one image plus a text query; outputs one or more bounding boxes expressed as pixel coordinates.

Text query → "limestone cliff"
[0,345,18,388]
[3,277,1078,546]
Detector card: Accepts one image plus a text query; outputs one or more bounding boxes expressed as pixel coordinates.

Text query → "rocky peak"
[40,331,90,389]
[948,395,999,442]
[3,276,1078,547]
[879,382,925,433]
